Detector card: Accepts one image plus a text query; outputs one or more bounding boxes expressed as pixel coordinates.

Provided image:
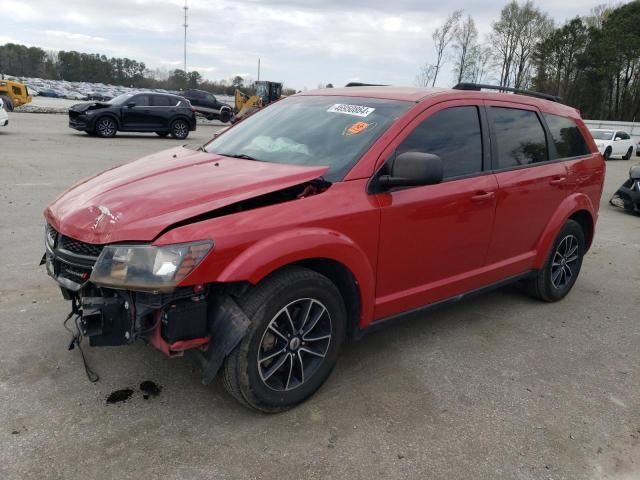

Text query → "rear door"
[149,95,176,129]
[374,101,498,320]
[484,102,568,274]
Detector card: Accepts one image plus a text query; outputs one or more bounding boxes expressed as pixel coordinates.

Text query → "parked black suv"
[182,89,233,123]
[68,92,197,139]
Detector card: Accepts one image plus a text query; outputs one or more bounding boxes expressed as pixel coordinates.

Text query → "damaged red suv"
[44,84,605,411]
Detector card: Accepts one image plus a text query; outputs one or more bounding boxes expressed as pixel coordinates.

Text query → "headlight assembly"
[90,241,213,292]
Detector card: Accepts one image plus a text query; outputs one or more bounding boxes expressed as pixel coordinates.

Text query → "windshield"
[204,95,412,181]
[108,93,134,105]
[590,130,614,140]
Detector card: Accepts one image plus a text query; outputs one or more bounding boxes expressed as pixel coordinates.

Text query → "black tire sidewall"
[542,220,585,301]
[238,274,346,409]
[219,109,231,123]
[604,147,611,160]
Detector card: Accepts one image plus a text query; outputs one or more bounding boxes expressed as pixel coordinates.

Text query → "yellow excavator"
[233,80,283,122]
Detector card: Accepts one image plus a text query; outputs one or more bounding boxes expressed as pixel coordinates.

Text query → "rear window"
[490,107,548,168]
[152,95,175,106]
[543,114,590,159]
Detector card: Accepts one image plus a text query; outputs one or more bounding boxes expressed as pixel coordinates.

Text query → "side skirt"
[354,270,536,339]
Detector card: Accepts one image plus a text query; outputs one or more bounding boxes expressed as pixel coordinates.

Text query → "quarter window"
[396,106,483,179]
[490,107,548,168]
[543,113,589,159]
[131,95,150,107]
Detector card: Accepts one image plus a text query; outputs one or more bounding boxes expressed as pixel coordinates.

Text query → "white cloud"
[0,0,629,89]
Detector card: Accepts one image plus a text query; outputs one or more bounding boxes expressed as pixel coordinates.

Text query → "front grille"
[59,235,104,258]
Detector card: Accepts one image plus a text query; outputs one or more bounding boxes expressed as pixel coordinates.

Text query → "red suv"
[43,84,605,411]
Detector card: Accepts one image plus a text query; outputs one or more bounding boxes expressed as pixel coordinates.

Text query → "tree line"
[419,1,640,121]
[0,43,283,96]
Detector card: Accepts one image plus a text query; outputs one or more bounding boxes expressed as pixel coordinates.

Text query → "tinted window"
[618,131,630,140]
[543,113,589,159]
[396,106,483,179]
[131,95,150,107]
[490,107,548,168]
[152,95,174,106]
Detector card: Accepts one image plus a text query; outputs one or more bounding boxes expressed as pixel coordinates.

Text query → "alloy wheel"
[257,298,332,392]
[173,120,188,139]
[551,234,579,289]
[97,118,115,137]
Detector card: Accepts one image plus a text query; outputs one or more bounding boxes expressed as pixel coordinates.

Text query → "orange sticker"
[345,121,371,135]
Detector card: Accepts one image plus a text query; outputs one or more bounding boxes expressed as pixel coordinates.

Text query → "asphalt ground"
[0,113,639,480]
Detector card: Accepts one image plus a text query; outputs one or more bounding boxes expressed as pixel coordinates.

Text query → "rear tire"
[623,147,633,160]
[525,220,585,302]
[170,119,189,139]
[95,116,117,138]
[1,95,14,112]
[222,267,346,412]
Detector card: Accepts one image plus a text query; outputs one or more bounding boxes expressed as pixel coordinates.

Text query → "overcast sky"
[0,0,622,89]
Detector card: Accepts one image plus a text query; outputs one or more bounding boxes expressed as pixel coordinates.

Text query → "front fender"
[534,192,596,268]
[216,228,376,326]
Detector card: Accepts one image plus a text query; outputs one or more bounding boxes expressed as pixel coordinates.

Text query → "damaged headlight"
[90,241,213,292]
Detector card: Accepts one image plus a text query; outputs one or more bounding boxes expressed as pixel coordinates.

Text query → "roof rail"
[344,82,388,87]
[452,82,563,103]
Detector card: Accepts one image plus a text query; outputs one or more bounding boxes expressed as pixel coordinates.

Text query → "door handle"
[549,176,567,185]
[471,191,495,202]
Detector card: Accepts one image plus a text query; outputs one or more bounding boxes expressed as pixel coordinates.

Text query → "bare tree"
[415,63,437,87]
[431,9,463,87]
[466,45,493,84]
[490,1,553,88]
[452,14,478,84]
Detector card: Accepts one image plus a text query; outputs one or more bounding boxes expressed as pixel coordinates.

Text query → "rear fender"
[217,228,376,327]
[534,193,596,268]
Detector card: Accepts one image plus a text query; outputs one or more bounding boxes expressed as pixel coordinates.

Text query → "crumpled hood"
[45,146,328,244]
[69,102,110,113]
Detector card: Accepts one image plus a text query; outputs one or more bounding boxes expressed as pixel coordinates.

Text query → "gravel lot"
[1,113,639,480]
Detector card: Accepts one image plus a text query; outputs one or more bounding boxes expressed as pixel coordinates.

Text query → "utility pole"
[183,0,188,73]
[257,58,260,82]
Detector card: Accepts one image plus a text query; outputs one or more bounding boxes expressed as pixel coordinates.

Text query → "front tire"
[623,147,633,160]
[170,119,189,139]
[603,147,611,160]
[95,116,117,138]
[525,220,585,302]
[222,267,346,412]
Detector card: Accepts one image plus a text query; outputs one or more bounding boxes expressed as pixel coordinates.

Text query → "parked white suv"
[589,129,635,160]
[0,98,8,127]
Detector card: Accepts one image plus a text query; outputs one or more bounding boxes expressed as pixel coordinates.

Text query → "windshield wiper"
[221,153,261,161]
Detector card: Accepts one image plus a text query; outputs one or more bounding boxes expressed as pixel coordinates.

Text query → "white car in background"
[589,129,635,160]
[0,98,8,127]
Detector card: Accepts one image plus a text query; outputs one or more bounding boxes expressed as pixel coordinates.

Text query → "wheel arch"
[212,228,376,330]
[93,112,121,129]
[534,193,596,268]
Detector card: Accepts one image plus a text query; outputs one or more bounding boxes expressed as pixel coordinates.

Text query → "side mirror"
[378,152,443,189]
[126,102,136,108]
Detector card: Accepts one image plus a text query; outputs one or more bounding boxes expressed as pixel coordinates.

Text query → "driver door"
[373,101,498,320]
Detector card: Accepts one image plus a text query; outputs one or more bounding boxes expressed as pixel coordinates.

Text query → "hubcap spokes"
[258,298,332,392]
[99,119,114,136]
[175,122,187,137]
[551,234,579,289]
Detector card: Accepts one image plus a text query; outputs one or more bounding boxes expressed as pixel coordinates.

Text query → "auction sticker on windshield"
[327,104,375,117]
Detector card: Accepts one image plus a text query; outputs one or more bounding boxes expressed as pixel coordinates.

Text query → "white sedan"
[0,98,8,127]
[589,129,635,160]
